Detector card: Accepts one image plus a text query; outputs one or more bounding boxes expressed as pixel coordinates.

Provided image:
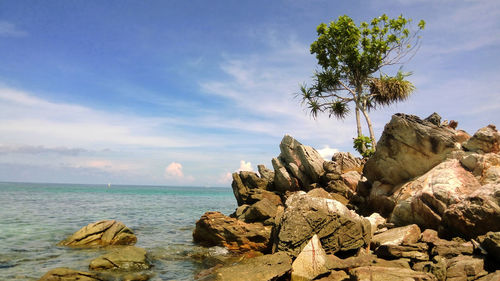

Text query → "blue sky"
[0,0,499,186]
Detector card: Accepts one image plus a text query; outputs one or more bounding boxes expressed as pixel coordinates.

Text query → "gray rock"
[58,220,137,247]
[274,192,371,257]
[257,164,275,184]
[231,171,273,206]
[463,124,500,153]
[364,113,460,186]
[89,246,151,271]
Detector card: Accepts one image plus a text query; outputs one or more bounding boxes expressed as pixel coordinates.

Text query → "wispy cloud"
[0,144,87,156]
[0,21,27,37]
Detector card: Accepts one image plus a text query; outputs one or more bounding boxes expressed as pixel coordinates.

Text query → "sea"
[0,182,237,280]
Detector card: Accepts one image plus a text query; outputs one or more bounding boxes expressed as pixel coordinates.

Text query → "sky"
[0,0,499,187]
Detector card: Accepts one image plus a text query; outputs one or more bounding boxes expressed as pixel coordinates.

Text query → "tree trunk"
[361,106,377,149]
[354,102,367,153]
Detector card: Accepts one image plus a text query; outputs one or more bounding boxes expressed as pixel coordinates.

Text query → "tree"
[300,14,425,155]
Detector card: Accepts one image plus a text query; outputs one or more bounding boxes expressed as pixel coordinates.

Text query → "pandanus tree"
[300,14,425,157]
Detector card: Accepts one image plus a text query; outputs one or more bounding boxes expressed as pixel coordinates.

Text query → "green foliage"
[299,14,424,155]
[353,135,375,158]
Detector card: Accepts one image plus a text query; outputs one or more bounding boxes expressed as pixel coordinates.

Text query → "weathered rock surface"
[460,153,500,185]
[315,270,349,281]
[58,220,137,247]
[371,224,421,248]
[390,159,481,230]
[477,270,500,281]
[326,251,410,271]
[272,135,325,192]
[446,255,487,281]
[89,246,151,271]
[463,125,500,153]
[214,252,292,281]
[478,231,500,264]
[38,268,102,281]
[366,213,386,236]
[193,211,272,253]
[291,234,329,281]
[364,113,460,186]
[231,171,273,206]
[440,183,500,239]
[375,243,429,261]
[274,192,371,257]
[331,152,363,174]
[242,198,279,224]
[349,266,437,281]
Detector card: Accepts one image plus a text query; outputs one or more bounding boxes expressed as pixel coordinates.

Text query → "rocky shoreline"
[192,113,500,281]
[37,112,500,281]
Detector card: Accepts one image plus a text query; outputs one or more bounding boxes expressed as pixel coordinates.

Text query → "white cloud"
[165,162,184,178]
[0,21,27,37]
[317,145,339,161]
[237,160,253,172]
[218,172,233,185]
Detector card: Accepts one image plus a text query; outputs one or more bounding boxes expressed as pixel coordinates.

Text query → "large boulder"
[58,220,137,247]
[193,211,272,253]
[273,192,371,257]
[89,246,151,271]
[214,252,292,281]
[478,231,500,264]
[445,255,487,281]
[389,159,481,229]
[440,183,500,239]
[463,125,500,153]
[38,268,101,281]
[231,171,273,206]
[460,152,500,185]
[370,224,421,248]
[272,135,325,192]
[364,113,460,186]
[291,234,329,281]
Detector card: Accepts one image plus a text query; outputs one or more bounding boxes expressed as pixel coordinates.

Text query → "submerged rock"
[274,192,371,257]
[193,211,272,253]
[58,220,137,247]
[89,246,151,271]
[38,268,102,281]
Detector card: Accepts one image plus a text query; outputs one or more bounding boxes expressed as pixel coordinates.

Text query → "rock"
[234,204,250,219]
[440,183,500,239]
[460,153,500,185]
[371,224,421,248]
[193,211,272,253]
[367,181,397,217]
[331,152,363,174]
[258,164,275,184]
[324,179,354,201]
[340,171,361,192]
[231,171,272,206]
[389,159,480,230]
[306,188,334,200]
[425,112,442,126]
[243,198,279,224]
[375,243,429,261]
[291,234,329,281]
[364,113,460,186]
[89,246,151,271]
[463,125,500,153]
[58,220,137,247]
[314,270,349,281]
[420,229,439,244]
[274,192,371,257]
[326,251,410,271]
[38,268,102,281]
[365,213,386,236]
[272,157,300,192]
[431,240,473,258]
[214,252,292,281]
[349,266,437,281]
[478,231,500,264]
[476,271,500,281]
[446,255,487,281]
[273,135,325,192]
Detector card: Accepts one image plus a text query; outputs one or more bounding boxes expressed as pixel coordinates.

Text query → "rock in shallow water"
[193,211,272,253]
[38,268,101,281]
[214,252,292,281]
[89,246,151,271]
[58,220,137,247]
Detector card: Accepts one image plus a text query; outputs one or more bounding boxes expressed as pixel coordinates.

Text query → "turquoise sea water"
[0,182,236,280]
